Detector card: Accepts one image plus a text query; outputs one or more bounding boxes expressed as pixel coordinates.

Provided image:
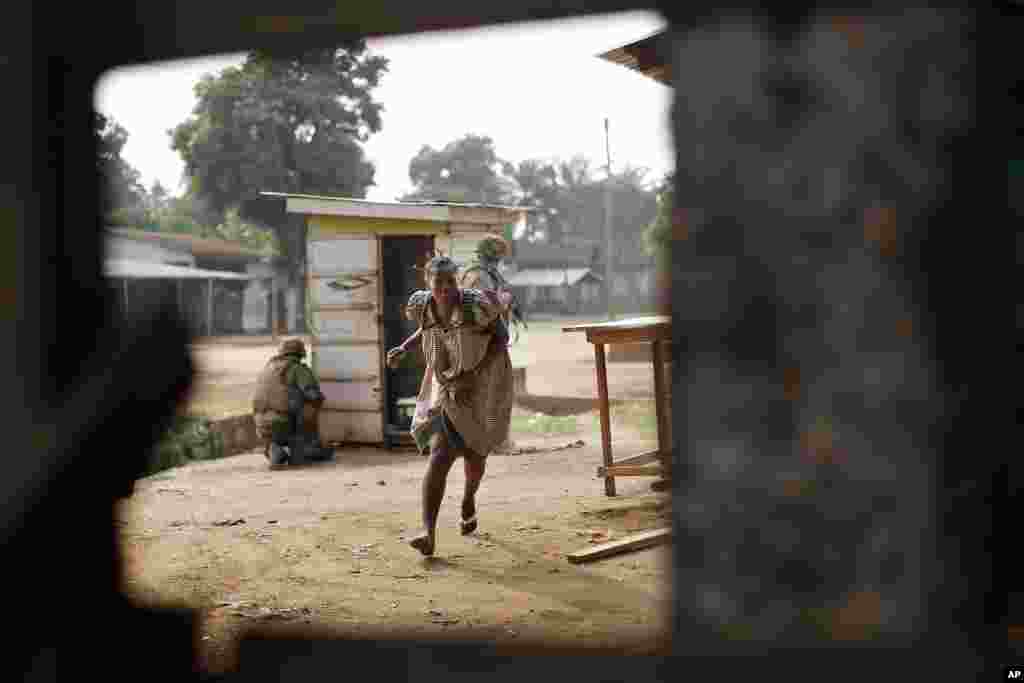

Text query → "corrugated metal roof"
[597,30,672,86]
[259,191,534,212]
[107,228,273,260]
[104,259,259,281]
[507,268,601,288]
[262,192,531,225]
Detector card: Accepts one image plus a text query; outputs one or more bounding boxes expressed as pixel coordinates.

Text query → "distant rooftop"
[108,227,273,261]
[260,192,533,212]
[507,267,601,288]
[259,192,531,225]
[597,30,671,86]
[105,259,259,281]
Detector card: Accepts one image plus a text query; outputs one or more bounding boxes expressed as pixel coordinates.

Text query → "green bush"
[147,441,189,476]
[641,173,673,269]
[144,415,225,477]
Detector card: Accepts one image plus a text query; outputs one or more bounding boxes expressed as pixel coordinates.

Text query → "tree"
[170,42,389,330]
[146,180,169,212]
[507,159,562,243]
[107,188,274,253]
[146,194,273,252]
[401,134,517,204]
[107,206,151,229]
[95,112,145,218]
[509,155,657,257]
[553,156,603,244]
[642,172,674,268]
[209,207,277,254]
[605,164,659,252]
[149,194,219,236]
[504,156,599,244]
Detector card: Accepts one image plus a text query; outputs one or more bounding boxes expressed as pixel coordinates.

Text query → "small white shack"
[256,192,529,448]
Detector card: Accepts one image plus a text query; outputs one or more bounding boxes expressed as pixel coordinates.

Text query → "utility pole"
[603,118,616,321]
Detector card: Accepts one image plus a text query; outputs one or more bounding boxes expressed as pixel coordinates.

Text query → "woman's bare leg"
[410,431,456,556]
[460,453,486,535]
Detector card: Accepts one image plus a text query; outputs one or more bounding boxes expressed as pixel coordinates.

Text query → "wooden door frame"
[376,234,389,448]
[377,233,435,448]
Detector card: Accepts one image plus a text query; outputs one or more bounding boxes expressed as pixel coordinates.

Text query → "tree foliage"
[510,155,658,267]
[507,157,597,244]
[208,207,277,254]
[401,134,517,204]
[170,42,389,275]
[95,112,145,217]
[399,133,661,263]
[642,172,674,267]
[145,180,169,212]
[108,189,275,254]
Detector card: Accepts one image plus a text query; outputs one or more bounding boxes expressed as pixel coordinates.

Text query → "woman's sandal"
[460,515,478,536]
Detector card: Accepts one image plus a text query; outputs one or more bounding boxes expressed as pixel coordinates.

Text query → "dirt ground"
[121,318,673,672]
[186,319,665,418]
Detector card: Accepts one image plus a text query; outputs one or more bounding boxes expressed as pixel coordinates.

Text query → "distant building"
[512,236,656,315]
[507,267,604,315]
[104,228,300,337]
[509,243,604,315]
[607,237,658,310]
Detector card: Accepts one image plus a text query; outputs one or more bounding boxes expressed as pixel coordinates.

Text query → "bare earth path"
[122,318,672,672]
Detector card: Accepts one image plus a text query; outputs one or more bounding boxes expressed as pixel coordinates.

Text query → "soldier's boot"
[287,434,310,466]
[268,442,289,467]
[313,442,335,461]
[298,430,334,462]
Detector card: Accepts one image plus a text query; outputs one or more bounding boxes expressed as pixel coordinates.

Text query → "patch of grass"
[510,412,580,435]
[588,400,659,436]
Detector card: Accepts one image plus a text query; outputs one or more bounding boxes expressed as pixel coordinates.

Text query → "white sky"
[93,10,673,202]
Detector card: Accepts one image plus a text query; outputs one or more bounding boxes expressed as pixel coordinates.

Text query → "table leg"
[594,342,616,497]
[651,339,670,470]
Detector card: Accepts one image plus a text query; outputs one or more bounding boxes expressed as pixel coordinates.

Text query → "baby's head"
[476,235,510,262]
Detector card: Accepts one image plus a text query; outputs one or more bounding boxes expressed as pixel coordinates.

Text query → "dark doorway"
[380,235,434,446]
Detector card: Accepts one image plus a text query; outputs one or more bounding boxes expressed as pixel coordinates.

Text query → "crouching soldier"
[252,338,334,467]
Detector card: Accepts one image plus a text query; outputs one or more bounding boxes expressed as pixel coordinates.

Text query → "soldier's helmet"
[476,235,509,261]
[279,338,306,358]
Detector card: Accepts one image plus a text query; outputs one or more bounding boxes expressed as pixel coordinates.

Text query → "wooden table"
[563,315,671,497]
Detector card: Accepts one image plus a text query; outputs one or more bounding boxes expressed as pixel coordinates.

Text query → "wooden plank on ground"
[567,527,672,564]
[596,464,665,478]
[604,450,662,468]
